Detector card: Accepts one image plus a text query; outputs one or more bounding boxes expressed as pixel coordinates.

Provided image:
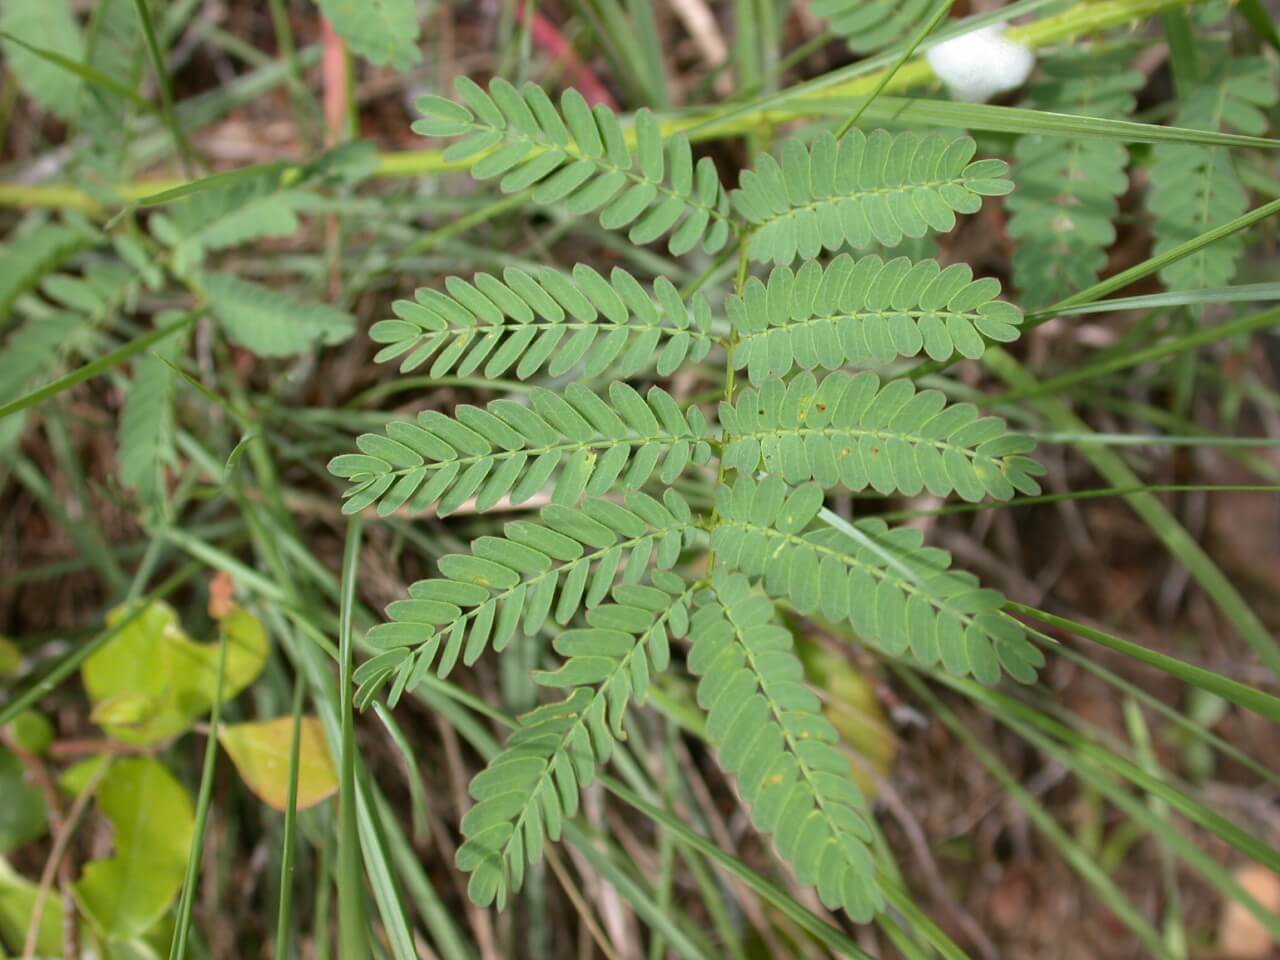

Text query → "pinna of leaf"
[329,76,1040,918]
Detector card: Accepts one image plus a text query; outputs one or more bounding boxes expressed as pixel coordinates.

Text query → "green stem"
[130,0,199,173]
[169,627,229,960]
[274,675,308,960]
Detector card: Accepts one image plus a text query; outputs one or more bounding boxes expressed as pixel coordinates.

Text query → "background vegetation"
[1,0,1279,958]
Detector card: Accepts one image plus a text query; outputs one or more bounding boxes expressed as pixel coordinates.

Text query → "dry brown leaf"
[1219,863,1280,959]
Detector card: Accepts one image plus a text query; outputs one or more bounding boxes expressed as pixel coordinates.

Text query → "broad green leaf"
[6,709,53,755]
[0,858,64,956]
[60,755,109,797]
[81,601,269,744]
[219,716,339,811]
[73,757,194,940]
[0,637,18,675]
[118,329,183,518]
[0,748,46,852]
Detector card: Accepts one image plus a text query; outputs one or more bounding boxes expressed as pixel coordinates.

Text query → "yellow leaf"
[218,717,338,811]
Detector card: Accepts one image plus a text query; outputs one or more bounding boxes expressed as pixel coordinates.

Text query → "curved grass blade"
[984,347,1280,677]
[1010,604,1280,724]
[337,519,367,959]
[599,776,875,959]
[808,95,1280,149]
[897,669,1173,959]
[274,675,306,960]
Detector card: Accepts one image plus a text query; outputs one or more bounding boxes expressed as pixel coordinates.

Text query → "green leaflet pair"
[331,76,1044,920]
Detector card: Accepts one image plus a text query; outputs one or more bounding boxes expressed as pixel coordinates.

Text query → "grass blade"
[1011,604,1280,723]
[129,0,197,170]
[169,622,229,959]
[274,674,307,960]
[942,673,1280,942]
[984,346,1280,675]
[897,669,1173,959]
[1030,282,1280,318]
[337,518,367,959]
[809,94,1280,149]
[989,306,1280,404]
[834,0,957,139]
[599,776,875,959]
[1046,196,1280,317]
[0,310,199,422]
[0,29,155,111]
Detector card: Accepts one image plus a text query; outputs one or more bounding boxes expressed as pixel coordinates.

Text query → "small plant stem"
[130,0,198,174]
[706,235,751,573]
[169,629,229,959]
[10,739,107,960]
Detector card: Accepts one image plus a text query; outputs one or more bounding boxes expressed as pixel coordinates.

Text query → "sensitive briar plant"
[2,0,1278,955]
[329,76,1047,917]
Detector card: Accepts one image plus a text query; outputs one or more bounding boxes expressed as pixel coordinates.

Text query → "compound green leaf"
[414,81,733,255]
[733,131,1010,265]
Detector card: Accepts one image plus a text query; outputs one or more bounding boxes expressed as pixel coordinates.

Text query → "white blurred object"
[925,25,1035,102]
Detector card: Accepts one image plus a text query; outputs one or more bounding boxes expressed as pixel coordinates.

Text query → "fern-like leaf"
[415,79,733,255]
[0,219,97,323]
[313,0,420,69]
[727,253,1022,381]
[711,476,1043,684]
[1149,55,1277,290]
[119,326,183,516]
[811,0,933,52]
[370,265,713,380]
[329,382,712,517]
[77,0,146,175]
[353,491,697,705]
[457,572,693,907]
[0,313,83,454]
[151,171,308,275]
[687,569,882,920]
[200,273,354,357]
[731,131,1012,266]
[0,0,83,120]
[2,255,138,453]
[37,261,138,322]
[720,370,1042,501]
[1007,49,1143,308]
